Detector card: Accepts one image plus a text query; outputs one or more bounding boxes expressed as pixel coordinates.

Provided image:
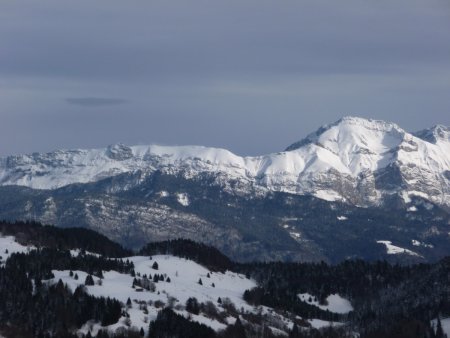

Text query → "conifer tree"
[436,317,445,338]
[85,274,95,286]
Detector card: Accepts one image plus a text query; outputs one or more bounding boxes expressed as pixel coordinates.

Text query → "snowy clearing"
[48,255,256,335]
[0,235,34,263]
[298,293,353,314]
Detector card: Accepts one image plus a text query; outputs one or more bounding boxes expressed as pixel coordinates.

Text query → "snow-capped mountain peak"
[286,116,405,151]
[285,116,407,175]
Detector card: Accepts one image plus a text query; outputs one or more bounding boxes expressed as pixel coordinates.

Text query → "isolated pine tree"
[152,261,159,270]
[84,274,95,286]
[436,317,445,338]
[198,278,203,285]
[186,297,200,315]
[289,324,300,338]
[223,317,246,338]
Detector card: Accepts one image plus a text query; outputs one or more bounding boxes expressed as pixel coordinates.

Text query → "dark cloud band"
[65,97,128,107]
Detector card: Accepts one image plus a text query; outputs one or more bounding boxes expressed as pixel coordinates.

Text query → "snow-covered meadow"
[49,255,257,335]
[0,234,351,336]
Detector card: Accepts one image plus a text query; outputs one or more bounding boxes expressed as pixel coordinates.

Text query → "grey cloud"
[65,97,128,107]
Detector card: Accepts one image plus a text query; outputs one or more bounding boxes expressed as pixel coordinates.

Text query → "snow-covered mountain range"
[0,116,449,263]
[1,116,449,209]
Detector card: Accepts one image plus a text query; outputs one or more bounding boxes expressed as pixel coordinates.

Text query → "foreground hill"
[1,222,450,338]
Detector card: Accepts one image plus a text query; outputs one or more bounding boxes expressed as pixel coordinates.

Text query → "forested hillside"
[0,221,449,338]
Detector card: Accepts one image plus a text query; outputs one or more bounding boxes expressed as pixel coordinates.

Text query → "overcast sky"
[1,0,450,156]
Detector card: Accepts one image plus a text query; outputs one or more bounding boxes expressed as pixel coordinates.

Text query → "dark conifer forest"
[0,221,448,338]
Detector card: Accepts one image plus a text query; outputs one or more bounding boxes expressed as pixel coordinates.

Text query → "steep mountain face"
[0,117,449,263]
[285,117,450,208]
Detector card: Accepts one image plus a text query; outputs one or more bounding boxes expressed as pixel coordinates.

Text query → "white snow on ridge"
[1,116,449,208]
[298,293,353,314]
[376,240,421,257]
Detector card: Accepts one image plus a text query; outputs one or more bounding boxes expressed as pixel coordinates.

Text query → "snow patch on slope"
[376,240,421,257]
[0,235,34,263]
[298,293,353,314]
[308,319,345,329]
[431,317,450,337]
[176,193,190,206]
[412,240,433,248]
